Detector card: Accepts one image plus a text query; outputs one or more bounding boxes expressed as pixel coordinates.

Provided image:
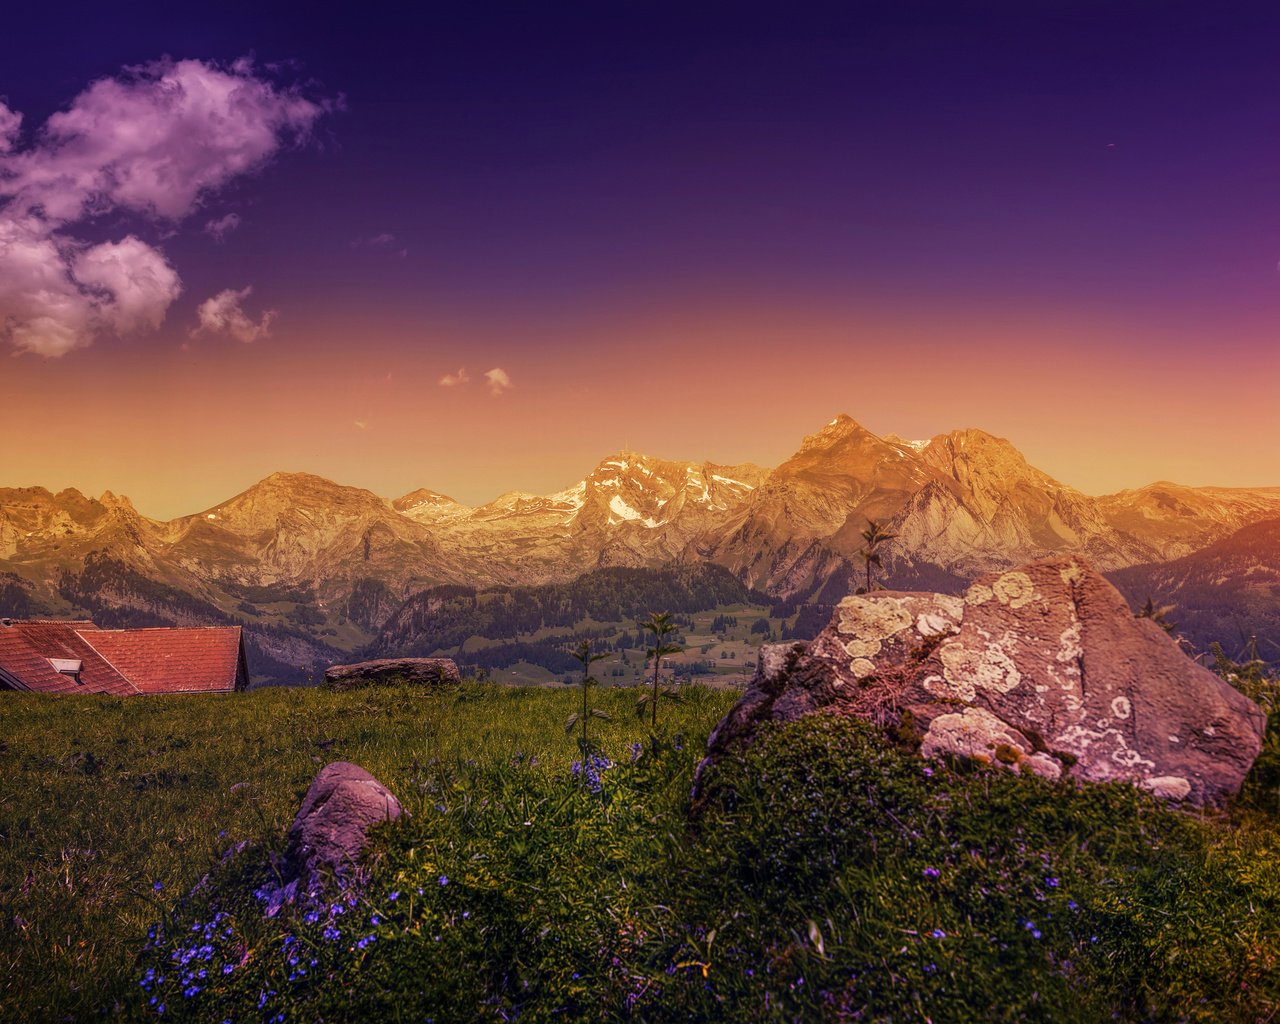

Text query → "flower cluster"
[570,753,612,794]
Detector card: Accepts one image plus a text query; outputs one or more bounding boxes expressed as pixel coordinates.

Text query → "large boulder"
[701,557,1266,806]
[284,761,403,892]
[325,657,460,687]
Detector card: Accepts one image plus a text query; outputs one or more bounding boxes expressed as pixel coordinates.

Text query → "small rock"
[284,761,403,891]
[324,658,461,688]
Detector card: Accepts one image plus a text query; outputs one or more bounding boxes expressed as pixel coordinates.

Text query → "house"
[0,619,249,695]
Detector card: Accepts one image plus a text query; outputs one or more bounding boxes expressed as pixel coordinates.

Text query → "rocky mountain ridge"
[4,414,1279,678]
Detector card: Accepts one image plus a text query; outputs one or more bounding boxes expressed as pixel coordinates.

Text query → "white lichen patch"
[843,638,882,660]
[916,613,955,638]
[1055,723,1156,775]
[937,634,1022,702]
[1110,696,1132,719]
[849,657,876,678]
[920,708,1060,779]
[992,571,1037,609]
[916,594,964,639]
[836,596,914,640]
[1059,562,1083,585]
[1142,776,1192,801]
[965,583,994,606]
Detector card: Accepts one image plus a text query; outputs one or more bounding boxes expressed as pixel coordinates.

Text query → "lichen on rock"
[698,556,1267,807]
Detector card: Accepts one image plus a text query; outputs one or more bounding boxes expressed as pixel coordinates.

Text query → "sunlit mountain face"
[4,414,1279,681]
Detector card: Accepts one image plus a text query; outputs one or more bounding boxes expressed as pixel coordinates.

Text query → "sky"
[2,0,1279,519]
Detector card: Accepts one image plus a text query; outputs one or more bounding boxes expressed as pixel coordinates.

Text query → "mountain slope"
[5,415,1280,678]
[1108,517,1280,663]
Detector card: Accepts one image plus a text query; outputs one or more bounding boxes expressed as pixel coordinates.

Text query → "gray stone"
[324,657,461,687]
[284,761,402,890]
[699,557,1267,806]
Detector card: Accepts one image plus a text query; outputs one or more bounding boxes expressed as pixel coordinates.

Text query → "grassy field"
[0,683,734,1021]
[3,682,1280,1023]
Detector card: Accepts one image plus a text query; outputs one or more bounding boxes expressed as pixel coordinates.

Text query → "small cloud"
[192,286,276,343]
[204,213,241,241]
[485,367,513,396]
[353,419,368,430]
[438,367,469,387]
[352,232,407,257]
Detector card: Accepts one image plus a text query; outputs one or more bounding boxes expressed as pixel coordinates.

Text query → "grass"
[0,683,733,1021]
[3,684,1280,1022]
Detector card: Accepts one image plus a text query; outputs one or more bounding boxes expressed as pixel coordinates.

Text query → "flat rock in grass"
[324,657,460,687]
[284,761,402,894]
[699,557,1267,807]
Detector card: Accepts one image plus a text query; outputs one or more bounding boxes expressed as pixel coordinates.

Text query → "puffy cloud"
[0,218,179,356]
[485,367,513,396]
[73,236,181,334]
[192,286,276,343]
[438,367,469,387]
[0,58,324,225]
[0,58,330,356]
[0,101,21,153]
[203,212,241,241]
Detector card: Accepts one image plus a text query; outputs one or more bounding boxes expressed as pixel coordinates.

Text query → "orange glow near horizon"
[3,299,1278,521]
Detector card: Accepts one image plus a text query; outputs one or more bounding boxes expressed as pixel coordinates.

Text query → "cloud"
[0,58,330,356]
[0,101,21,153]
[353,231,407,258]
[438,367,470,387]
[0,217,179,356]
[485,367,513,396]
[203,212,241,241]
[192,286,276,343]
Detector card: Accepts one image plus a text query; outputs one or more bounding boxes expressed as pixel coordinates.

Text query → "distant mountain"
[1108,518,1280,664]
[5,414,1280,680]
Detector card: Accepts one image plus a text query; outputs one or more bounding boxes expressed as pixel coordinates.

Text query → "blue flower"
[438,875,449,886]
[930,929,946,939]
[152,881,164,892]
[323,927,341,942]
[1045,877,1060,888]
[1067,900,1079,911]
[922,867,940,879]
[388,891,400,902]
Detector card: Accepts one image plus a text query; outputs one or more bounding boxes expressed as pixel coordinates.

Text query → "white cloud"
[485,367,513,396]
[0,217,179,356]
[203,212,241,241]
[353,231,407,258]
[0,58,330,357]
[438,367,469,387]
[192,286,276,343]
[0,101,21,153]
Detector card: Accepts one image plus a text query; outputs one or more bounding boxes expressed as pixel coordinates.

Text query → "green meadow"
[2,682,1279,1023]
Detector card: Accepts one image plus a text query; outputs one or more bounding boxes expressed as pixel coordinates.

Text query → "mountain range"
[4,414,1279,679]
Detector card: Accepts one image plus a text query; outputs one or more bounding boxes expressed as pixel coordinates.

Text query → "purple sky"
[2,2,1279,515]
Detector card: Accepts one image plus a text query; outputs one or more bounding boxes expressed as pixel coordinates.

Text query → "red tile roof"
[82,627,246,693]
[0,621,247,695]
[0,621,137,695]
